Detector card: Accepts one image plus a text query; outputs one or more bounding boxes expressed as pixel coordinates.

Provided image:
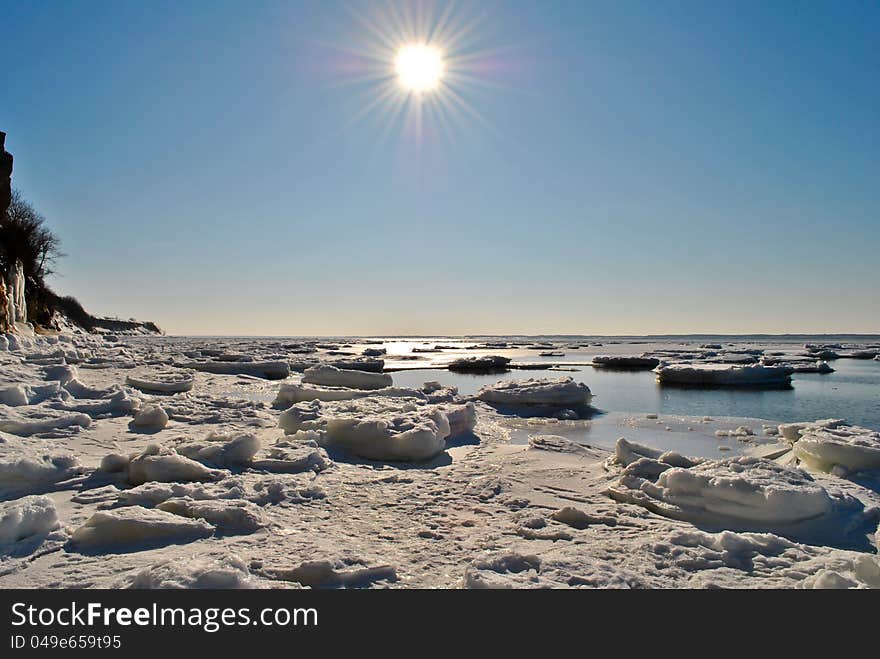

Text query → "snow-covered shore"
[1,332,879,589]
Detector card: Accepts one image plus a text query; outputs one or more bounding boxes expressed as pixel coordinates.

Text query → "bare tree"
[1,188,64,289]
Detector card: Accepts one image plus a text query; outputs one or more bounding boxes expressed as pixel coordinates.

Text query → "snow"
[124,554,264,589]
[69,506,215,552]
[0,495,60,545]
[592,355,660,370]
[655,364,793,387]
[477,377,592,408]
[301,364,392,390]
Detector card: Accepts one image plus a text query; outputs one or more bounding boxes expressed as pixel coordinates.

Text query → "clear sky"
[2,1,878,336]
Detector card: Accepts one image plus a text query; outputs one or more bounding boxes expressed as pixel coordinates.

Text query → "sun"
[395,44,445,92]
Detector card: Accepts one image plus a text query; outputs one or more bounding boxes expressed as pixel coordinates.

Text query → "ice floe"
[69,506,215,552]
[447,355,511,372]
[478,377,592,408]
[592,355,660,370]
[655,364,792,387]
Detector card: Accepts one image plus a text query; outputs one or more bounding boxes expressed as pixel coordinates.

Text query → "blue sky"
[2,0,878,335]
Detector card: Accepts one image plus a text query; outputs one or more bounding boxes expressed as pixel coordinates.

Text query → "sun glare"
[395,44,444,92]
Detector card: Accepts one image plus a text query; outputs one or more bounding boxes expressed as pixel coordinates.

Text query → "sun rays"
[321,0,506,148]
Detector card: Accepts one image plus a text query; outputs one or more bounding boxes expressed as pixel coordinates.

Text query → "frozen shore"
[1,332,879,589]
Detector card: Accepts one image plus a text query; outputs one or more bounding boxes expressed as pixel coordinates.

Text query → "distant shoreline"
[142,333,880,341]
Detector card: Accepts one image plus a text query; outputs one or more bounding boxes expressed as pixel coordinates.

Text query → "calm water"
[391,359,880,431]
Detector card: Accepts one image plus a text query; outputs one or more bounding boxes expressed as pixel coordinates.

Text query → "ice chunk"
[50,389,141,418]
[0,496,60,545]
[125,554,263,589]
[156,498,267,533]
[43,364,79,385]
[126,370,195,393]
[443,402,477,437]
[778,418,846,443]
[301,364,392,390]
[172,432,261,468]
[656,364,792,387]
[102,445,220,485]
[272,382,424,408]
[131,405,169,430]
[69,506,214,551]
[278,397,469,462]
[251,440,333,473]
[447,355,511,372]
[184,360,290,380]
[792,424,880,475]
[0,385,30,406]
[260,558,396,588]
[611,437,696,469]
[323,410,448,461]
[607,454,864,542]
[462,552,636,589]
[63,378,121,399]
[0,437,83,496]
[0,410,91,437]
[478,377,592,408]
